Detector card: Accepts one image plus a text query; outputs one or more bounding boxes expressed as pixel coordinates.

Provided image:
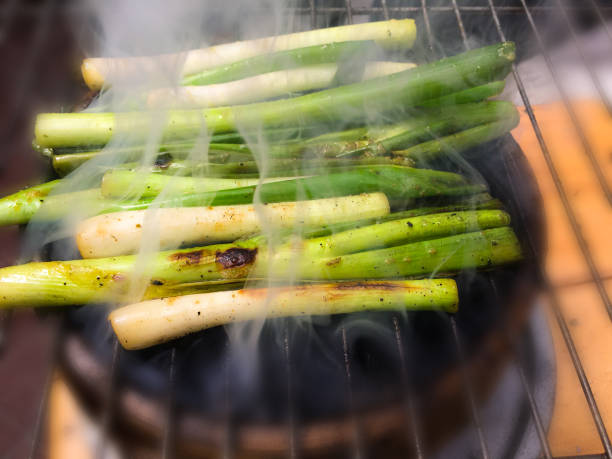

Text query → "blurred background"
[0,0,611,458]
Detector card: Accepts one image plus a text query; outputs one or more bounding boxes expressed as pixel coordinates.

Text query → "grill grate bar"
[519,0,612,212]
[392,315,424,459]
[420,0,435,53]
[283,322,299,459]
[161,347,177,459]
[451,0,469,49]
[555,0,612,114]
[27,318,64,459]
[95,339,120,459]
[509,335,553,459]
[4,4,612,18]
[345,0,353,25]
[589,0,612,45]
[308,0,316,28]
[285,5,612,15]
[380,0,390,21]
[556,273,612,290]
[341,326,366,459]
[449,317,490,459]
[489,276,553,459]
[486,1,612,455]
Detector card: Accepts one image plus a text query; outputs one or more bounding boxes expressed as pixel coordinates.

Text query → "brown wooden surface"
[512,100,612,457]
[49,100,612,457]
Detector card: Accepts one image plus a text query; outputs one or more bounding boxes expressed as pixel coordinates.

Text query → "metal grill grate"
[0,1,610,458]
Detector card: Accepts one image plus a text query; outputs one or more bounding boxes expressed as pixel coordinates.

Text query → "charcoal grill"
[1,1,612,458]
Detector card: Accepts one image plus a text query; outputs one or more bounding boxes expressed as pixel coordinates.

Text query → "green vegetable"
[110,279,459,350]
[99,166,487,211]
[100,171,296,199]
[0,212,517,308]
[395,112,521,163]
[82,18,417,89]
[182,41,382,86]
[0,180,60,226]
[38,43,515,148]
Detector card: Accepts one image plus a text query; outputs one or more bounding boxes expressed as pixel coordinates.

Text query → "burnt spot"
[170,250,205,265]
[334,281,408,291]
[154,152,174,169]
[407,221,413,228]
[151,279,164,286]
[326,257,342,267]
[216,248,258,269]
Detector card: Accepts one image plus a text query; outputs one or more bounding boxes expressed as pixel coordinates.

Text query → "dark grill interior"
[0,1,611,458]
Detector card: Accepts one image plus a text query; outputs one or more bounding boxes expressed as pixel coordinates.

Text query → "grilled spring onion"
[395,115,521,164]
[109,279,459,350]
[0,165,478,227]
[100,172,297,199]
[52,153,415,178]
[31,166,479,225]
[0,210,514,309]
[100,162,432,200]
[44,80,505,167]
[0,187,103,226]
[49,88,506,176]
[50,148,253,177]
[0,180,60,226]
[37,43,515,148]
[299,209,510,256]
[82,19,417,90]
[150,62,415,108]
[75,193,391,258]
[202,101,518,159]
[300,193,503,238]
[181,40,388,86]
[39,125,328,157]
[94,166,487,210]
[76,165,487,256]
[256,226,523,280]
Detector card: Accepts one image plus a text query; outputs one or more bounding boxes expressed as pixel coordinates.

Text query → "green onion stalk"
[37,43,515,148]
[0,211,519,308]
[82,19,418,89]
[181,40,384,86]
[395,112,521,164]
[0,166,483,226]
[110,279,458,350]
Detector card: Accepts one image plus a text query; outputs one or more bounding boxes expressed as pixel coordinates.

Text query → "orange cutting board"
[512,100,612,456]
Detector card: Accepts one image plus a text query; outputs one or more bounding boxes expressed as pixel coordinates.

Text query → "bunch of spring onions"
[0,20,524,350]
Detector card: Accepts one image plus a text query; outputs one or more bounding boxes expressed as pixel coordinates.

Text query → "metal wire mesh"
[0,1,609,458]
